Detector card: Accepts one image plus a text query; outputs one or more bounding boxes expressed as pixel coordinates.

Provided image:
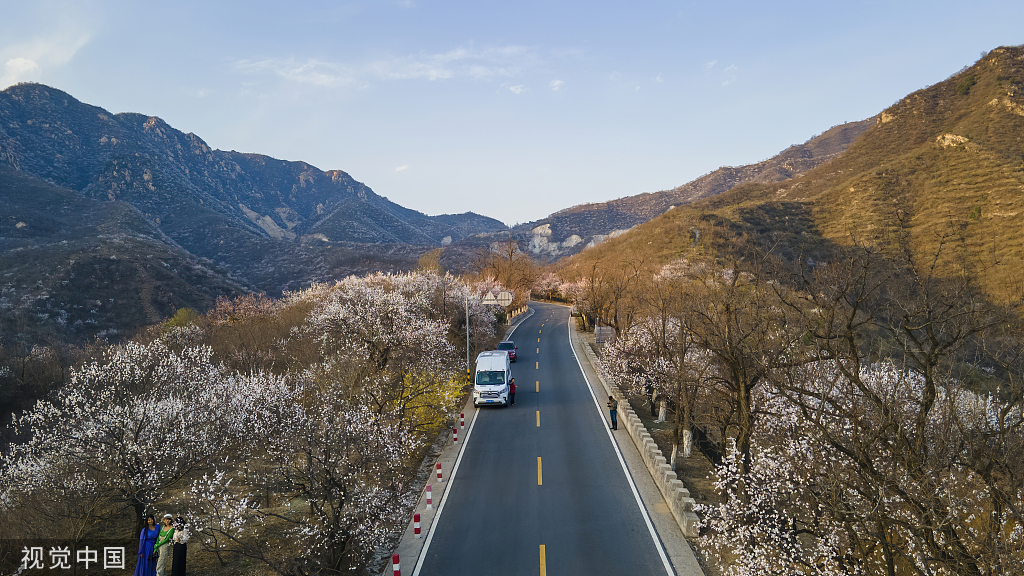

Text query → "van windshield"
[476,371,506,386]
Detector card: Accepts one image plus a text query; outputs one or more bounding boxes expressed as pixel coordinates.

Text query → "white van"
[473,350,511,407]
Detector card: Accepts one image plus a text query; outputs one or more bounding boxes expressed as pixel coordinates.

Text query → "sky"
[1,1,1022,226]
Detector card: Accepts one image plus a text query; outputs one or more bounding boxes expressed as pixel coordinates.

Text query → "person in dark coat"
[134,515,159,576]
[171,516,188,576]
[509,377,516,406]
[607,395,618,430]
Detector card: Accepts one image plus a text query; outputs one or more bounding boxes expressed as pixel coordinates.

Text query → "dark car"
[497,340,517,362]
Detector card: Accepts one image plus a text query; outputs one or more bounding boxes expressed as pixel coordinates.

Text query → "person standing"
[607,395,618,430]
[171,516,188,576]
[154,514,175,576]
[508,377,516,406]
[134,515,159,576]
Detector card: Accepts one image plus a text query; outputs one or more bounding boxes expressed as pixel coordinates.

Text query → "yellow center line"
[540,545,547,576]
[536,410,541,427]
[536,348,539,354]
[537,457,543,485]
[536,361,539,369]
[537,337,540,342]
[536,380,539,392]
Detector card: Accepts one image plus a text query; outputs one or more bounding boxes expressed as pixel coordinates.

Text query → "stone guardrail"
[578,335,701,538]
[507,305,530,324]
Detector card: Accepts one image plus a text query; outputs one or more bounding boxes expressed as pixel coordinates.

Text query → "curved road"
[416,302,675,575]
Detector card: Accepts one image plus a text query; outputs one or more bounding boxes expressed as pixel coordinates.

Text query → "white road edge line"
[412,405,480,576]
[567,314,677,576]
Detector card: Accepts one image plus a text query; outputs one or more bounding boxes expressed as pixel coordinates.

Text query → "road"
[415,301,674,575]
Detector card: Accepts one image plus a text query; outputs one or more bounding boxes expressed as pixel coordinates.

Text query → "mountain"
[557,45,1024,298]
[501,117,874,260]
[0,84,506,288]
[0,83,511,342]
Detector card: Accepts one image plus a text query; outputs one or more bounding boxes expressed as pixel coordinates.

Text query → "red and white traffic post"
[426,484,432,509]
[414,513,421,538]
[460,412,465,428]
[436,462,443,482]
[392,553,400,576]
[453,426,458,443]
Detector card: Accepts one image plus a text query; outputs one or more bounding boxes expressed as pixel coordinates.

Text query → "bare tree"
[477,236,538,309]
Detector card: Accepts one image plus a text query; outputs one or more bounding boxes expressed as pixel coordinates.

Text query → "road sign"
[481,293,499,305]
[496,291,513,306]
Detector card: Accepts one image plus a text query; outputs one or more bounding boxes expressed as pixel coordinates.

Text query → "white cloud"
[2,58,40,86]
[237,44,541,89]
[508,85,525,94]
[0,15,93,88]
[704,60,717,70]
[549,79,565,91]
[653,73,663,83]
[721,64,738,86]
[395,165,409,172]
[235,59,361,88]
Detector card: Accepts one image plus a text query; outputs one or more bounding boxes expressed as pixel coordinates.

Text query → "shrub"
[957,75,977,96]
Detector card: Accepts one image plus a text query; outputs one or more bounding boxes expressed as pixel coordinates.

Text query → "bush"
[957,75,977,95]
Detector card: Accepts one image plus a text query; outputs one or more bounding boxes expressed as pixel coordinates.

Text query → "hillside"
[501,117,873,261]
[0,84,506,293]
[0,165,246,342]
[558,45,1024,299]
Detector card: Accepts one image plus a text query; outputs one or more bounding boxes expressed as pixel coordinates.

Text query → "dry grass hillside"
[559,45,1024,298]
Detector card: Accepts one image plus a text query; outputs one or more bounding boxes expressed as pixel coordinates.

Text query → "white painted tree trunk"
[682,429,692,458]
[656,399,667,423]
[670,444,679,469]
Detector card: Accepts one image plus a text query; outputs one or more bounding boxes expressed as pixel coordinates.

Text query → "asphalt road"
[415,301,674,576]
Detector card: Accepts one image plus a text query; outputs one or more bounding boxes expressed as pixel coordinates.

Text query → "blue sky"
[2,1,1022,225]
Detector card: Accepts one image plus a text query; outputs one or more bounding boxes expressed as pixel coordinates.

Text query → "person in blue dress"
[134,515,159,576]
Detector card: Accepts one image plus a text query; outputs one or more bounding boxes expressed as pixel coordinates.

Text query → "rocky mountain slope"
[0,84,511,341]
[0,84,506,284]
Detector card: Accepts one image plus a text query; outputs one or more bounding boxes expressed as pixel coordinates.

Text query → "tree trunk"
[132,500,146,539]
